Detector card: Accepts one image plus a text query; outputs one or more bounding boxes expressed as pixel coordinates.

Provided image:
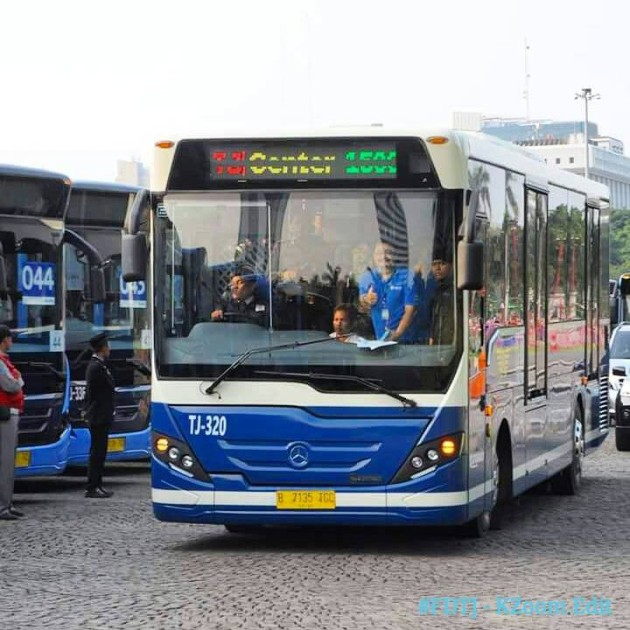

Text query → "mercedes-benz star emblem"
[288,443,309,468]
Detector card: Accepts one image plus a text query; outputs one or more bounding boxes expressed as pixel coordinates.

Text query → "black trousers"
[87,423,110,490]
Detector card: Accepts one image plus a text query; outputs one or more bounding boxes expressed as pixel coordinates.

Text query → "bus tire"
[616,428,630,451]
[464,510,491,538]
[490,425,512,530]
[551,410,584,496]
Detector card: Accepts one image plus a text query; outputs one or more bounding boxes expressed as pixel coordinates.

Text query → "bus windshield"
[0,216,62,356]
[65,226,148,352]
[155,189,461,392]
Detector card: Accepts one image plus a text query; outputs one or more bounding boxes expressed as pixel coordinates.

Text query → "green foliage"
[610,209,630,279]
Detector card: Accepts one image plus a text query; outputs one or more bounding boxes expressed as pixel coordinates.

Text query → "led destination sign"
[208,144,397,180]
[167,137,438,190]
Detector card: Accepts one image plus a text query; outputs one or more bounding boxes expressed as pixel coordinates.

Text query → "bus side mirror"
[122,233,147,282]
[457,190,484,290]
[89,267,106,303]
[457,240,484,290]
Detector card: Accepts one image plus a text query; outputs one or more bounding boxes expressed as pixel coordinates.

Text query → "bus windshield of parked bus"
[65,191,149,355]
[155,190,461,392]
[0,217,62,355]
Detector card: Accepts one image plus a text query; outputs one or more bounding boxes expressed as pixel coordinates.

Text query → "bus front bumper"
[151,457,487,527]
[67,426,151,466]
[14,425,72,478]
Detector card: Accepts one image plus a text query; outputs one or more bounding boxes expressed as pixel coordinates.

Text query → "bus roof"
[0,163,71,186]
[151,127,609,203]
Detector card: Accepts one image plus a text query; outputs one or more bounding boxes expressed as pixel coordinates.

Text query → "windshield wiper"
[205,335,348,396]
[254,370,417,408]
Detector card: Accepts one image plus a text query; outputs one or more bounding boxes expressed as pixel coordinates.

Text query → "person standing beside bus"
[0,325,25,520]
[358,241,420,342]
[429,251,455,345]
[85,333,116,498]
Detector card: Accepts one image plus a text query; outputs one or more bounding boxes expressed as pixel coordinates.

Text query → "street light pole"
[575,88,600,179]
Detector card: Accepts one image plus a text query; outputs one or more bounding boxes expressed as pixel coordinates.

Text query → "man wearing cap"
[84,332,116,498]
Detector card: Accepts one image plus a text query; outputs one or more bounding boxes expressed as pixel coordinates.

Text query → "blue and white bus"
[65,182,151,465]
[0,164,72,477]
[123,131,610,535]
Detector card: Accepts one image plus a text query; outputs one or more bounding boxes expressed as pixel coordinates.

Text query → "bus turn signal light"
[427,136,449,145]
[155,140,175,149]
[440,438,457,457]
[155,437,169,452]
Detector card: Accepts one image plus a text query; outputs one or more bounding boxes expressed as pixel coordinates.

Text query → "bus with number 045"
[0,164,73,477]
[64,181,151,466]
[122,130,610,536]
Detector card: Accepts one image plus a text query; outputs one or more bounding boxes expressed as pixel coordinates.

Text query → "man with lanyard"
[0,325,25,520]
[84,332,116,498]
[359,241,420,342]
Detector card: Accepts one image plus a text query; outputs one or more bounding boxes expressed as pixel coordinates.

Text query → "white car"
[609,323,630,449]
[608,324,630,413]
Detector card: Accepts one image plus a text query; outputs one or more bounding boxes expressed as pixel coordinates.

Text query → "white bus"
[123,129,610,536]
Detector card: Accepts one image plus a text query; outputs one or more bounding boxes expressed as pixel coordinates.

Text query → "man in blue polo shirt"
[358,241,421,342]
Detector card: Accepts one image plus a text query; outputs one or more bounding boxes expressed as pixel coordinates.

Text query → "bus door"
[585,204,602,437]
[524,188,548,484]
[467,219,494,512]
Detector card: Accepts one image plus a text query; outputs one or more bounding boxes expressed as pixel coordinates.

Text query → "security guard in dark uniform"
[85,332,116,498]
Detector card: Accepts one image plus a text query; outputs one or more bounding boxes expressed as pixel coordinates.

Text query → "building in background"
[116,159,149,188]
[453,113,630,209]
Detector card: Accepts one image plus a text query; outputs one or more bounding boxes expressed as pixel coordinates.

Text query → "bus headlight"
[181,455,194,469]
[390,433,463,484]
[151,431,208,481]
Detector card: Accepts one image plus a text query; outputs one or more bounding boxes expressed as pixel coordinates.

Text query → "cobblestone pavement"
[1,435,629,630]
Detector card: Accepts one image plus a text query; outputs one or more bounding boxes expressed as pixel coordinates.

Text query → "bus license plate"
[108,437,126,453]
[15,451,31,468]
[276,490,336,510]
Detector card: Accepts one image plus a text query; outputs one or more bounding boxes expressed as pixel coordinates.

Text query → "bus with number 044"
[122,130,610,536]
[0,164,73,477]
[64,181,151,466]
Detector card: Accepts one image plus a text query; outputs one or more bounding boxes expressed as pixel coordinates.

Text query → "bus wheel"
[489,447,502,530]
[551,411,584,495]
[464,510,491,538]
[616,428,630,451]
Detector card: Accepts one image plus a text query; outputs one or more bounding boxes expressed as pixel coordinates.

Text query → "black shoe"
[85,487,113,499]
[9,506,25,518]
[0,511,19,521]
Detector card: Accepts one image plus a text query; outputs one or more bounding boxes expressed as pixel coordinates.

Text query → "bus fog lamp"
[155,438,169,453]
[168,447,180,461]
[411,456,424,469]
[181,455,194,469]
[426,449,440,462]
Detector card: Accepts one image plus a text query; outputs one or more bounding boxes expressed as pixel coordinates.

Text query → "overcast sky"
[1,0,625,181]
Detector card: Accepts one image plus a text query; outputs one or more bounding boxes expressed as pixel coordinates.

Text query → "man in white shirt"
[329,304,361,344]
